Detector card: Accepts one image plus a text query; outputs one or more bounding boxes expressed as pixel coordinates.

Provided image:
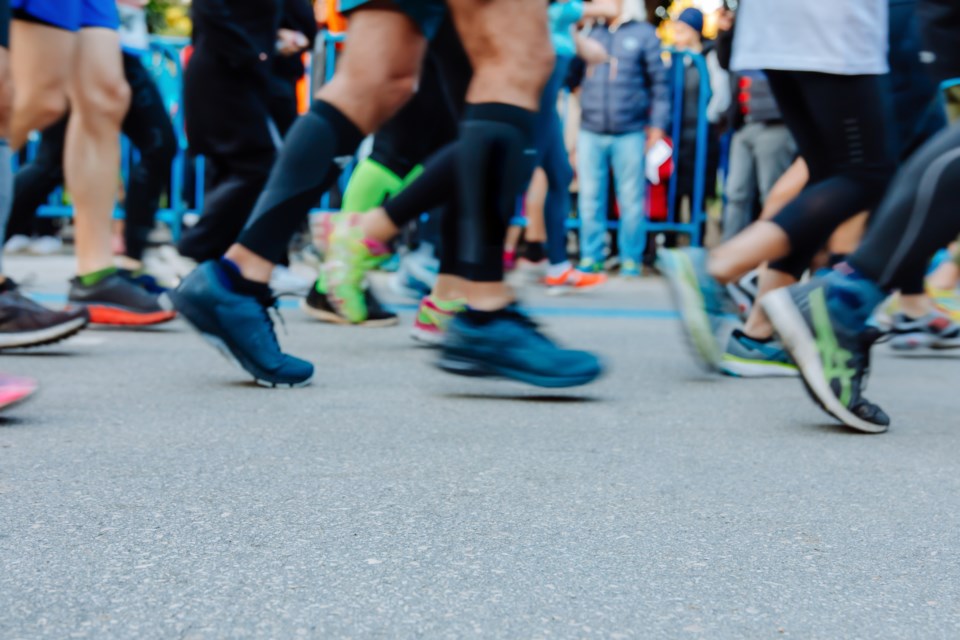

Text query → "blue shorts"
[12,0,119,32]
[339,0,446,39]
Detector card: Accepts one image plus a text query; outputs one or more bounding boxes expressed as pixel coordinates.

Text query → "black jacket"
[918,0,960,83]
[275,0,319,83]
[191,0,282,73]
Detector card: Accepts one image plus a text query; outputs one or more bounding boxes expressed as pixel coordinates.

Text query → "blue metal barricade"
[637,48,712,251]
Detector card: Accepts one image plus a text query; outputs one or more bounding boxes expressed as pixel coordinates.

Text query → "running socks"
[456,103,538,282]
[823,265,888,332]
[78,267,119,287]
[237,101,365,264]
[341,158,405,213]
[525,242,545,263]
[383,142,459,229]
[217,258,272,301]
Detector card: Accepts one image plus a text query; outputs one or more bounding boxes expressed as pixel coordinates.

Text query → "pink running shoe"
[0,374,37,412]
[411,295,467,345]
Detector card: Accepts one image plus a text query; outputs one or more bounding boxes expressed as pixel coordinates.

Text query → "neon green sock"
[315,272,328,295]
[401,164,423,188]
[340,159,405,213]
[429,295,467,312]
[78,266,118,287]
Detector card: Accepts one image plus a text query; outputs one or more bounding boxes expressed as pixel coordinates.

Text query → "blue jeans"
[577,130,647,265]
[534,55,575,266]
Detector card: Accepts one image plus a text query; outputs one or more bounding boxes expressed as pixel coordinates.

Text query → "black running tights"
[764,71,897,278]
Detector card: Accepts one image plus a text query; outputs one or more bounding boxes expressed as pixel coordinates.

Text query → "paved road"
[2,254,959,639]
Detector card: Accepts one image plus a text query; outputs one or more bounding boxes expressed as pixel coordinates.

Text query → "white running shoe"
[4,235,31,255]
[270,265,313,298]
[28,235,63,256]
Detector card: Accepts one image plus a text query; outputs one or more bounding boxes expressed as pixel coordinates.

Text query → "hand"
[646,128,666,152]
[277,29,310,57]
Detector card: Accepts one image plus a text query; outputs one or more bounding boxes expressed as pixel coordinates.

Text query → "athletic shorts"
[11,0,119,32]
[338,0,446,39]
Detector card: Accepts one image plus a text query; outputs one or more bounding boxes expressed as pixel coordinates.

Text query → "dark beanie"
[677,8,704,35]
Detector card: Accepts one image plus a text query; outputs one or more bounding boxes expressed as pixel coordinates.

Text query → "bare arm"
[580,0,619,20]
[575,33,609,65]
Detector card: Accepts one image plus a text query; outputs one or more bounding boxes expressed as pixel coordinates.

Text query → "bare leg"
[432,273,467,301]
[9,20,72,150]
[524,168,548,243]
[65,29,130,275]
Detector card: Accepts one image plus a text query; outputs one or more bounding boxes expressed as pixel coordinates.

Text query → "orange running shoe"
[544,267,607,294]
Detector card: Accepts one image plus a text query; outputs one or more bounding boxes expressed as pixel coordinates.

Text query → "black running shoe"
[0,280,89,349]
[301,281,398,327]
[68,273,176,326]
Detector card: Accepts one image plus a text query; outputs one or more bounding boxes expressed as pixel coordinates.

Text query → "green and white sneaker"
[657,247,736,371]
[720,329,799,378]
[762,278,890,433]
[322,213,392,324]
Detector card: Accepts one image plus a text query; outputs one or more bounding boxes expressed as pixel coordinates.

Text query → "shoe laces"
[257,294,287,341]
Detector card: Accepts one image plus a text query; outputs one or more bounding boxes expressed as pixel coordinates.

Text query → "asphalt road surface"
[2,254,959,639]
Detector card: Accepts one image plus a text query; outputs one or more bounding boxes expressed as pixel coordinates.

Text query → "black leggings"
[850,124,960,291]
[6,53,177,261]
[765,71,896,278]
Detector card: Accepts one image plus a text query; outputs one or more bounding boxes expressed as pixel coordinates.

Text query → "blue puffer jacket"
[579,20,671,135]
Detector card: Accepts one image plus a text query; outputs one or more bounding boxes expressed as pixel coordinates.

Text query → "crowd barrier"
[30,33,715,252]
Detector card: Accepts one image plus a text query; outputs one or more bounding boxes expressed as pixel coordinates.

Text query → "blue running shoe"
[437,306,603,388]
[720,329,798,378]
[657,248,736,371]
[168,262,314,388]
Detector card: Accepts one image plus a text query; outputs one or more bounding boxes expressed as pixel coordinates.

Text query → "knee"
[376,72,418,121]
[73,73,131,124]
[19,87,69,129]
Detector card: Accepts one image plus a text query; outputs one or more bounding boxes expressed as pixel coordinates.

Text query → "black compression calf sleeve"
[237,101,364,264]
[455,103,537,282]
[383,142,458,229]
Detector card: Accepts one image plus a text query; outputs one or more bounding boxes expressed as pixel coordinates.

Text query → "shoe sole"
[299,299,399,328]
[80,305,177,326]
[0,384,37,412]
[410,325,445,346]
[436,353,602,389]
[719,356,799,378]
[0,316,88,350]
[762,289,888,434]
[657,251,722,371]
[170,290,313,389]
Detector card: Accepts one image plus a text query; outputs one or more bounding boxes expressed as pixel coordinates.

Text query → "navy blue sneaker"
[168,261,314,388]
[437,306,603,388]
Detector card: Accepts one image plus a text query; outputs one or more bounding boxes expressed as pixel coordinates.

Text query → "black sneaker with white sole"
[301,282,398,327]
[0,280,89,349]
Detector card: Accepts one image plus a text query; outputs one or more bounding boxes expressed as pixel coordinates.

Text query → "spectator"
[669,8,729,244]
[715,10,796,240]
[576,0,670,277]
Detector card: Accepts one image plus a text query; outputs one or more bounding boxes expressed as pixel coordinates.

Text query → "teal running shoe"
[656,247,736,371]
[720,329,798,378]
[438,306,603,388]
[169,261,314,388]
